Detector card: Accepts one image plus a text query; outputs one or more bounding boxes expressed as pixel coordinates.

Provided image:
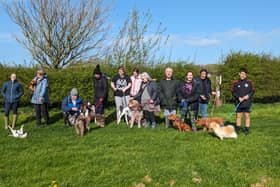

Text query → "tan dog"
[128,99,143,128]
[196,117,224,131]
[75,114,90,137]
[168,114,191,132]
[209,122,237,140]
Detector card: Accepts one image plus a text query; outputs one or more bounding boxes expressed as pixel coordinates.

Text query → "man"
[1,73,24,129]
[61,88,83,126]
[231,68,254,135]
[93,64,108,127]
[159,67,179,128]
[111,66,131,121]
[196,69,215,118]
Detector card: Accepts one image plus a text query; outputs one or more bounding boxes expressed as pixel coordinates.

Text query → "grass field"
[0,103,279,187]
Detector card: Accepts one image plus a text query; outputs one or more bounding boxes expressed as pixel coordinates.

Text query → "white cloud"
[0,33,16,43]
[185,37,220,46]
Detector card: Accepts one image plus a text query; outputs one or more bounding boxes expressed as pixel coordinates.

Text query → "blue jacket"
[31,76,49,104]
[61,96,83,113]
[1,80,24,103]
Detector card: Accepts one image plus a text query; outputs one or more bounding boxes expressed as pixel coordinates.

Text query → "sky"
[1,0,280,65]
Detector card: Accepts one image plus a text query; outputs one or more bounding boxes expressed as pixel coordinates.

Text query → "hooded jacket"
[1,80,24,103]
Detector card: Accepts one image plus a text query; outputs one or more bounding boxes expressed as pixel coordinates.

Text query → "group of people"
[1,65,254,135]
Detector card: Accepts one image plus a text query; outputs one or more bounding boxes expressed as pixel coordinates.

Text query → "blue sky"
[1,0,280,65]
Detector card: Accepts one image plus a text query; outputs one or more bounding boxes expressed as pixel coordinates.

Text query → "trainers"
[152,122,157,128]
[192,127,197,132]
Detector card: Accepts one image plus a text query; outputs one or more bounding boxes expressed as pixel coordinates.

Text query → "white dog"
[8,125,27,138]
[209,122,237,140]
[117,106,131,125]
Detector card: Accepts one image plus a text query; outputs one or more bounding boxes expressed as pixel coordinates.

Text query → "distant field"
[0,103,279,186]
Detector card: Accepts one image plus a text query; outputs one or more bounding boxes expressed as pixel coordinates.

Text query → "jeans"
[34,103,49,125]
[198,103,208,118]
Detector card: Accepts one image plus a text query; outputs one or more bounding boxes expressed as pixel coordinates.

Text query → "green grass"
[0,103,279,187]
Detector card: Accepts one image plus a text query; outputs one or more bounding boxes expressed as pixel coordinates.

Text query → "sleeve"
[61,97,71,112]
[102,77,109,98]
[16,83,24,99]
[1,83,7,99]
[247,80,255,98]
[231,80,239,98]
[151,81,159,102]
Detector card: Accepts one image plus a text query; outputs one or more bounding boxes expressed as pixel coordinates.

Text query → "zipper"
[10,81,14,102]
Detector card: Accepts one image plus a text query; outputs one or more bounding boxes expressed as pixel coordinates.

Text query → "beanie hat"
[70,88,78,96]
[94,64,102,75]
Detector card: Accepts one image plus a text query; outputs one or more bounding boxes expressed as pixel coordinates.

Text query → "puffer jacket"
[31,76,49,104]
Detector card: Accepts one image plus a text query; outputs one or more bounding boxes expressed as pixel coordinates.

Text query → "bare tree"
[4,0,110,70]
[112,8,168,66]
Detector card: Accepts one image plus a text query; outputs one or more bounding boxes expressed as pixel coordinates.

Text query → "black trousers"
[34,103,49,125]
[143,110,155,123]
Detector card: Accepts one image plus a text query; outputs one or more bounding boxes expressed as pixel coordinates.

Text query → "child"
[231,68,255,135]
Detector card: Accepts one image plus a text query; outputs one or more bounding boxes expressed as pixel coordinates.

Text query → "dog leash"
[226,102,241,122]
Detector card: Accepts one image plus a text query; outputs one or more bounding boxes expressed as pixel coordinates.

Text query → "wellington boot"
[12,114,18,129]
[4,116,9,129]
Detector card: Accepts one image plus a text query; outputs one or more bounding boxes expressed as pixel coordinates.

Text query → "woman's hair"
[132,68,139,74]
[118,66,125,73]
[185,71,194,76]
[141,72,152,80]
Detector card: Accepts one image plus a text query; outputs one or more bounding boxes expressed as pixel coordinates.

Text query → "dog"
[29,79,37,92]
[168,114,191,132]
[208,122,237,140]
[127,99,143,128]
[8,125,27,138]
[117,105,131,125]
[74,113,90,137]
[81,102,96,126]
[196,117,224,131]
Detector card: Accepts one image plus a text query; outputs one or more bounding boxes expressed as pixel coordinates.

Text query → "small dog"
[74,113,90,137]
[209,122,237,140]
[81,102,96,126]
[29,79,37,92]
[117,105,131,125]
[127,99,143,128]
[8,125,27,138]
[196,117,224,131]
[168,114,191,132]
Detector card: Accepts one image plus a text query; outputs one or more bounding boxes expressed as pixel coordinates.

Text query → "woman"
[111,66,131,121]
[134,72,160,128]
[130,68,142,97]
[179,71,201,131]
[31,69,50,126]
[1,73,24,129]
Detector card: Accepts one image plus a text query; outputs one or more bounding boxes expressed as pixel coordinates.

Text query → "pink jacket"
[130,75,142,96]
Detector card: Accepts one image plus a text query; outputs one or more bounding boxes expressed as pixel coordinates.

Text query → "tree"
[4,0,110,70]
[111,8,168,67]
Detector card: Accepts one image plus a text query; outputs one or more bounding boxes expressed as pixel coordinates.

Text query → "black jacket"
[178,79,202,110]
[159,78,180,110]
[93,74,109,104]
[231,79,254,108]
[134,80,160,105]
[196,77,212,103]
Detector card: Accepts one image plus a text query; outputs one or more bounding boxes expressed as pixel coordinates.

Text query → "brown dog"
[196,117,224,131]
[74,114,89,137]
[168,114,191,132]
[128,99,143,128]
[29,79,36,92]
[80,102,96,127]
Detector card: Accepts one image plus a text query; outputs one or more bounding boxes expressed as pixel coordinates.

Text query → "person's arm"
[16,83,24,99]
[243,80,255,100]
[38,79,48,101]
[61,97,71,112]
[122,76,132,93]
[1,82,7,99]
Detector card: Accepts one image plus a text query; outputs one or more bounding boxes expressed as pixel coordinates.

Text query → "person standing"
[159,67,179,128]
[93,64,109,127]
[130,68,142,97]
[179,71,201,131]
[31,70,50,126]
[231,68,254,135]
[134,72,160,128]
[1,73,24,129]
[111,66,131,121]
[196,69,215,118]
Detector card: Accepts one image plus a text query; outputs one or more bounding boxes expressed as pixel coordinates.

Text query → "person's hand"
[211,91,216,96]
[38,97,43,103]
[243,95,249,100]
[99,98,104,102]
[72,107,78,111]
[200,95,207,100]
[149,99,154,104]
[239,97,244,103]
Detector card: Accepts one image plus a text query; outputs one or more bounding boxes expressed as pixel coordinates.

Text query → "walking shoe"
[192,127,197,132]
[236,126,241,134]
[152,122,157,128]
[145,122,150,128]
[245,127,250,135]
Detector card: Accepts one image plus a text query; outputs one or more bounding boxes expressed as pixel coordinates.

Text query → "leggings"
[143,110,155,123]
[4,102,19,116]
